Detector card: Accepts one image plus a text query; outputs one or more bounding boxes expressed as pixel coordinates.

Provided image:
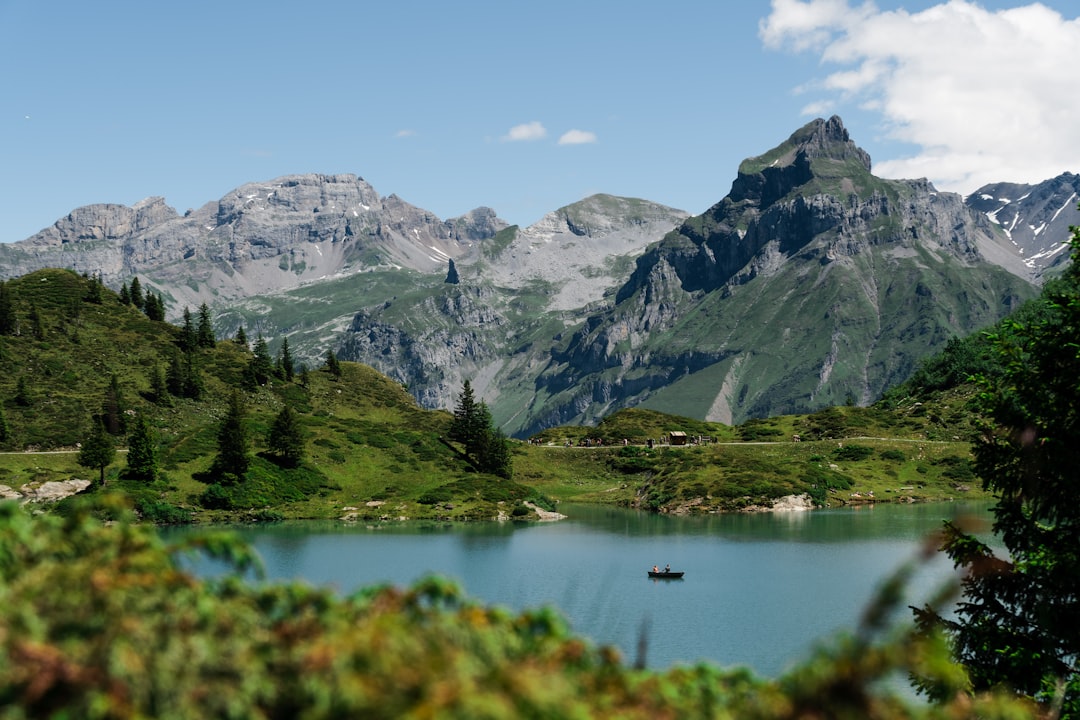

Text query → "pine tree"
[78,419,115,488]
[144,293,165,321]
[166,350,185,397]
[119,283,131,305]
[478,423,514,480]
[178,307,197,351]
[448,379,483,454]
[0,405,9,444]
[245,335,275,388]
[123,416,157,482]
[235,326,248,348]
[324,348,342,378]
[129,277,144,309]
[182,350,203,400]
[13,376,31,407]
[196,303,215,348]
[278,337,294,382]
[212,391,250,482]
[0,281,16,336]
[445,258,460,284]
[267,404,305,468]
[84,274,103,304]
[448,381,513,479]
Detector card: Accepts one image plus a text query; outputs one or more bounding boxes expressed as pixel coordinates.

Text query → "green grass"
[0,269,996,524]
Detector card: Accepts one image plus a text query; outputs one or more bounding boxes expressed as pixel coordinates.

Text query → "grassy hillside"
[0,270,551,523]
[0,269,992,524]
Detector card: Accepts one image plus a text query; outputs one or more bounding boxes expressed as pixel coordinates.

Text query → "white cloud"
[558,129,598,145]
[761,0,1080,192]
[502,121,547,142]
[395,129,415,138]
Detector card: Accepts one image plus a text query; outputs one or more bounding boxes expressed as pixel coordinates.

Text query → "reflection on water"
[167,501,995,675]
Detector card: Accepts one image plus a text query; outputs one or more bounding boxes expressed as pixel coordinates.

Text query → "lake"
[170,500,995,676]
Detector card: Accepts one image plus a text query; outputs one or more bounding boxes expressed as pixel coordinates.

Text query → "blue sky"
[2,0,1078,243]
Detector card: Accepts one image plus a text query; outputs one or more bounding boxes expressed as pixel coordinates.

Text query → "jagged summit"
[727,116,875,207]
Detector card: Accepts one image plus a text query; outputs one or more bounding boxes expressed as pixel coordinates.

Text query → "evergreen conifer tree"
[448,380,483,453]
[13,376,31,407]
[445,258,460,284]
[78,419,115,488]
[179,307,197,351]
[84,275,103,304]
[449,381,514,479]
[235,326,248,348]
[129,277,144,309]
[0,405,9,444]
[245,335,275,388]
[182,350,203,400]
[324,349,342,378]
[119,283,131,305]
[196,303,215,348]
[166,350,185,397]
[212,391,250,482]
[144,293,165,321]
[267,404,304,468]
[123,416,157,482]
[278,337,295,382]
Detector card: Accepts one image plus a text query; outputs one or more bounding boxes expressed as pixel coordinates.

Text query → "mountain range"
[1,116,1075,434]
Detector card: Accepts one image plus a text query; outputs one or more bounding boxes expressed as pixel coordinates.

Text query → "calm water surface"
[171,501,993,675]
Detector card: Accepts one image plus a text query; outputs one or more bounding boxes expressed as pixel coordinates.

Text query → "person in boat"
[664,564,670,573]
[652,565,659,573]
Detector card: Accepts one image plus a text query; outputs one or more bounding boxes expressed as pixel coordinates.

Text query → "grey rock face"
[0,174,507,314]
[518,117,1036,433]
[967,172,1080,277]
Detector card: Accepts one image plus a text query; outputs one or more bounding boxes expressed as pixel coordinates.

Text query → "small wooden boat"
[648,570,684,579]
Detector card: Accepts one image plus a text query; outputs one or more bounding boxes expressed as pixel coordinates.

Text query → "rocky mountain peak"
[728,116,871,207]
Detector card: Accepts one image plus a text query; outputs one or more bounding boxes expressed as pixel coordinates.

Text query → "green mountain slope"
[517,117,1036,433]
[0,269,549,522]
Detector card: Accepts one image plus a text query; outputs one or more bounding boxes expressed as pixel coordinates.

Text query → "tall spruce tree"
[278,337,295,382]
[179,307,197,352]
[13,376,31,407]
[123,416,157,482]
[212,391,250,482]
[324,348,342,378]
[267,404,304,468]
[196,303,216,348]
[448,380,513,478]
[245,335,275,388]
[78,419,115,488]
[129,277,144,310]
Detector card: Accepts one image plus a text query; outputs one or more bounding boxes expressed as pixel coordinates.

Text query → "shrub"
[833,444,874,461]
[199,483,235,510]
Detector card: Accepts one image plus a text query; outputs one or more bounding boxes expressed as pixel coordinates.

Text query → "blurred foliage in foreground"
[0,497,1038,719]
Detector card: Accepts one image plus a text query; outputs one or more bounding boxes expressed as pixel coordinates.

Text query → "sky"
[2,0,1079,243]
